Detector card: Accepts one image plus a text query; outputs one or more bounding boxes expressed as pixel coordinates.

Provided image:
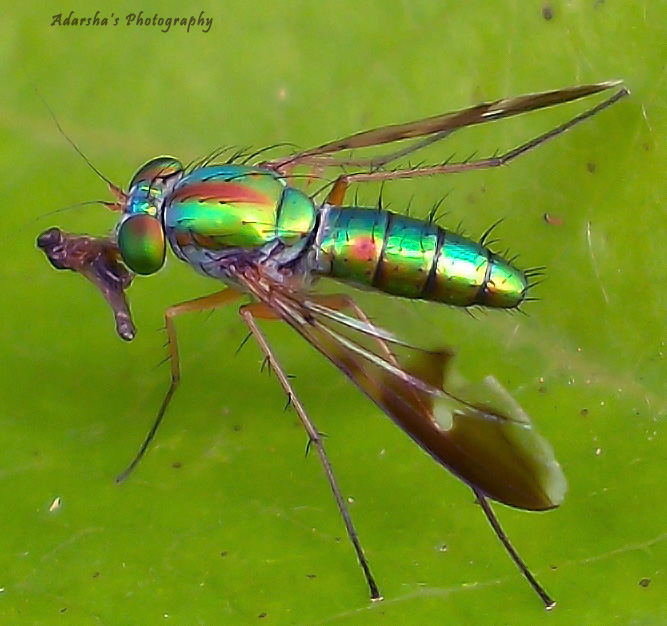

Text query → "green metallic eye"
[118,214,166,275]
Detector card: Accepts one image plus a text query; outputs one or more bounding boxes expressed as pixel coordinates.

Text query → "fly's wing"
[264,81,624,170]
[37,228,136,341]
[261,289,566,511]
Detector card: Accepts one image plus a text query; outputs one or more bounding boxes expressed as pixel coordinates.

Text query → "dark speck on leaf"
[544,213,564,226]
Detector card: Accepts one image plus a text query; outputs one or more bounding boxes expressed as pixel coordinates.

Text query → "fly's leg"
[267,130,453,176]
[264,81,627,175]
[475,488,556,609]
[265,132,453,198]
[309,294,556,609]
[116,288,243,483]
[325,85,629,203]
[239,302,382,601]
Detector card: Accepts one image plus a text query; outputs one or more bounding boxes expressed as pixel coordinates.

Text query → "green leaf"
[1,2,664,624]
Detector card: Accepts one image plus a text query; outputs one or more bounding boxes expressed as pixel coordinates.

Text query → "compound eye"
[117,214,166,275]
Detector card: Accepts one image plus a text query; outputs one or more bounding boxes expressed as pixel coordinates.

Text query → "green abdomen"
[316,207,527,308]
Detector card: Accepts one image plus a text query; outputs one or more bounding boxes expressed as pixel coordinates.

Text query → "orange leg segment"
[116,288,243,482]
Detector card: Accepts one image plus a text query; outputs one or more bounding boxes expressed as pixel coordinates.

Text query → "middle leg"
[239,302,382,601]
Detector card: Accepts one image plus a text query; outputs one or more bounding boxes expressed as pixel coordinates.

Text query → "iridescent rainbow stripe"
[316,207,526,308]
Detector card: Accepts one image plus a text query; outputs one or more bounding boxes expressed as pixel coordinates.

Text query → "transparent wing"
[264,80,626,172]
[241,275,566,511]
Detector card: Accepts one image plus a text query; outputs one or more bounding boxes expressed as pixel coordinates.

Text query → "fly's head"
[37,156,184,340]
[115,157,183,275]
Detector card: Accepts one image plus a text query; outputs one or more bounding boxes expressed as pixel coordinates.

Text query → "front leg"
[116,288,243,482]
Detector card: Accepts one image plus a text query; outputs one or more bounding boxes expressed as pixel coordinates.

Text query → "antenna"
[34,87,124,197]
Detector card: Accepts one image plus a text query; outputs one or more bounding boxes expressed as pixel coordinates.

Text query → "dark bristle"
[308,179,336,202]
[186,147,233,173]
[153,354,171,371]
[260,355,271,375]
[479,218,504,248]
[244,142,298,165]
[526,278,546,290]
[226,147,251,165]
[428,194,448,224]
[463,307,479,320]
[404,194,415,217]
[376,183,385,211]
[523,266,547,279]
[463,150,479,164]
